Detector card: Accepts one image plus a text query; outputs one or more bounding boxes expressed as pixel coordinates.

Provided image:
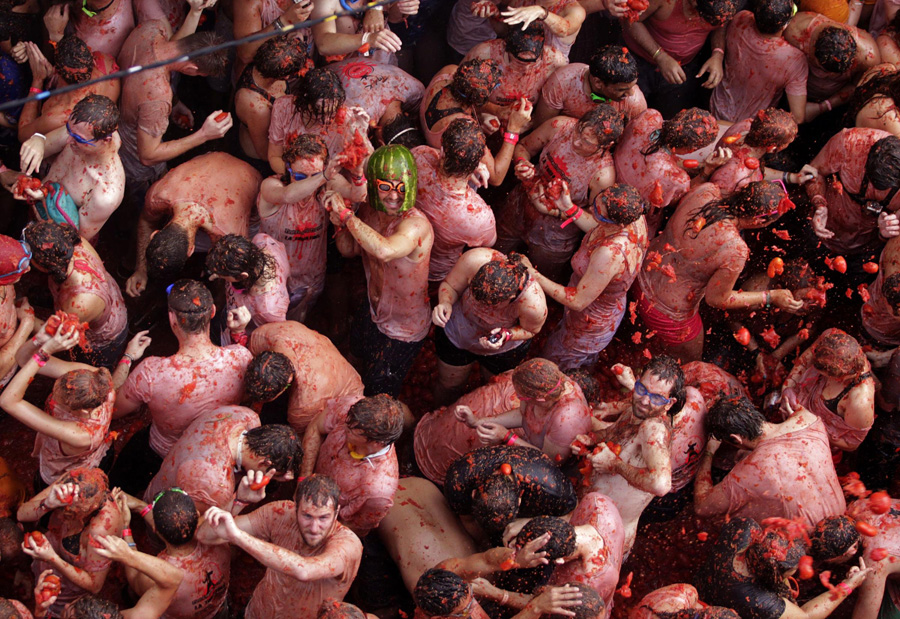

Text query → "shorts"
[70,326,129,372]
[350,302,425,397]
[636,290,703,345]
[434,326,531,375]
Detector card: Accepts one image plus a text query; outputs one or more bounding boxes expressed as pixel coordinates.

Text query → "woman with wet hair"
[420,58,501,148]
[23,221,128,369]
[632,583,737,619]
[780,328,875,452]
[635,181,803,361]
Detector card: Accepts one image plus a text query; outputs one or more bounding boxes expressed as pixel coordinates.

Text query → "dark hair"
[206,234,275,290]
[883,272,900,309]
[146,223,190,283]
[813,330,865,376]
[0,598,25,619]
[153,489,198,546]
[505,22,545,61]
[516,516,577,560]
[752,0,793,33]
[166,279,214,333]
[866,136,900,190]
[513,358,566,401]
[643,354,686,415]
[253,35,307,80]
[317,600,367,619]
[23,221,80,283]
[472,474,520,534]
[594,183,644,225]
[67,596,123,619]
[577,104,625,149]
[53,368,113,411]
[548,583,604,619]
[809,515,861,562]
[746,528,808,599]
[814,27,856,74]
[686,181,785,236]
[643,108,718,156]
[56,467,108,516]
[470,257,529,305]
[245,424,301,476]
[707,395,766,441]
[589,45,638,84]
[0,518,24,564]
[441,118,486,177]
[383,113,425,148]
[451,59,501,106]
[175,32,228,77]
[658,608,741,619]
[745,108,797,149]
[69,94,119,140]
[294,474,341,510]
[414,569,469,617]
[696,0,738,26]
[281,134,329,185]
[245,351,294,403]
[347,395,404,445]
[0,10,31,44]
[55,35,93,84]
[566,369,601,405]
[291,68,346,126]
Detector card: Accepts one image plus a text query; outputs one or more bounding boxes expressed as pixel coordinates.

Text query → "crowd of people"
[0,0,899,616]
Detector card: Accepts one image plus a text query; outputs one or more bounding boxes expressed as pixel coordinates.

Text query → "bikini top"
[822,371,872,414]
[237,64,277,106]
[423,87,468,131]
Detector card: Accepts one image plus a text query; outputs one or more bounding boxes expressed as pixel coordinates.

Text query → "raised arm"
[300,409,329,478]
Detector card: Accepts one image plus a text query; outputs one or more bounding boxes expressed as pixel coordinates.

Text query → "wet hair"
[472,473,520,534]
[281,134,329,185]
[245,351,294,403]
[23,221,80,283]
[0,10,30,44]
[55,35,93,84]
[513,358,566,401]
[745,108,798,150]
[866,136,900,190]
[153,489,198,546]
[566,369,601,405]
[814,27,857,74]
[594,184,645,226]
[294,474,341,511]
[146,223,190,283]
[812,330,865,376]
[505,22,545,61]
[167,279,214,333]
[56,468,108,517]
[589,45,638,84]
[707,395,766,441]
[515,516,577,560]
[643,354,686,415]
[685,181,785,236]
[383,113,425,148]
[253,35,307,80]
[245,424,302,476]
[317,600,367,619]
[69,94,119,141]
[175,32,228,77]
[883,272,900,309]
[642,108,718,156]
[746,528,808,599]
[657,608,741,619]
[206,234,275,290]
[441,118,486,177]
[548,583,604,619]
[752,0,794,33]
[414,569,469,617]
[290,68,346,126]
[66,596,123,619]
[451,58,501,106]
[347,394,404,445]
[696,0,738,26]
[53,368,113,411]
[577,104,625,149]
[0,598,25,619]
[809,515,861,562]
[470,256,529,305]
[0,518,23,564]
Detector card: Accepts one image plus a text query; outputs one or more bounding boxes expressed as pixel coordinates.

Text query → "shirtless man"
[327,144,433,397]
[233,0,313,79]
[111,280,254,495]
[695,395,847,527]
[16,36,120,142]
[247,321,363,432]
[144,405,299,513]
[198,475,363,619]
[0,236,35,390]
[301,394,403,536]
[43,0,134,58]
[580,354,680,553]
[536,44,646,126]
[709,0,808,124]
[126,152,262,296]
[15,94,124,242]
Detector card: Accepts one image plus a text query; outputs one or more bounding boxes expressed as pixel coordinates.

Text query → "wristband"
[339,209,354,225]
[372,4,384,8]
[33,349,49,367]
[140,503,153,518]
[765,290,771,308]
[502,430,513,444]
[118,356,132,366]
[837,582,853,596]
[560,207,582,228]
[29,87,42,95]
[272,16,285,29]
[123,352,136,363]
[360,31,371,54]
[823,99,833,112]
[503,132,519,145]
[32,132,46,140]
[506,433,518,446]
[500,592,510,605]
[782,171,790,184]
[122,528,132,538]
[712,47,724,55]
[349,172,366,186]
[652,47,662,60]
[127,542,136,547]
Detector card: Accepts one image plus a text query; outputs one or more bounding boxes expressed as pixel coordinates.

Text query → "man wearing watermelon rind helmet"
[0,234,35,388]
[325,144,434,397]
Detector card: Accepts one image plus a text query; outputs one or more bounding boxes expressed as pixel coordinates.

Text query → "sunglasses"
[66,122,96,146]
[376,179,406,194]
[634,380,671,407]
[286,164,312,182]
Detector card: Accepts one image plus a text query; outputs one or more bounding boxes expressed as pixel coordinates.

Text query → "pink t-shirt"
[519,381,591,451]
[862,264,900,345]
[718,416,847,527]
[549,493,625,606]
[682,361,747,407]
[540,63,648,123]
[249,321,364,432]
[120,346,254,457]
[144,406,261,509]
[314,396,399,535]
[327,58,425,124]
[669,387,707,493]
[623,0,716,64]
[709,11,808,122]
[134,0,186,30]
[159,543,231,619]
[708,120,763,196]
[631,584,699,619]
[244,501,362,619]
[223,234,290,343]
[411,146,497,282]
[414,372,520,484]
[34,393,114,485]
[268,99,369,159]
[74,0,135,57]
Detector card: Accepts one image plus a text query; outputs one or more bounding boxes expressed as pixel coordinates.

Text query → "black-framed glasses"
[66,122,96,146]
[376,179,406,194]
[634,380,671,407]
[444,586,475,618]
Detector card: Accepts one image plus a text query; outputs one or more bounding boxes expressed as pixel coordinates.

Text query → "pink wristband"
[140,504,153,518]
[506,433,518,446]
[712,47,724,55]
[339,209,354,225]
[560,207,583,228]
[32,352,48,367]
[503,132,519,145]
[822,99,832,112]
[837,583,852,596]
